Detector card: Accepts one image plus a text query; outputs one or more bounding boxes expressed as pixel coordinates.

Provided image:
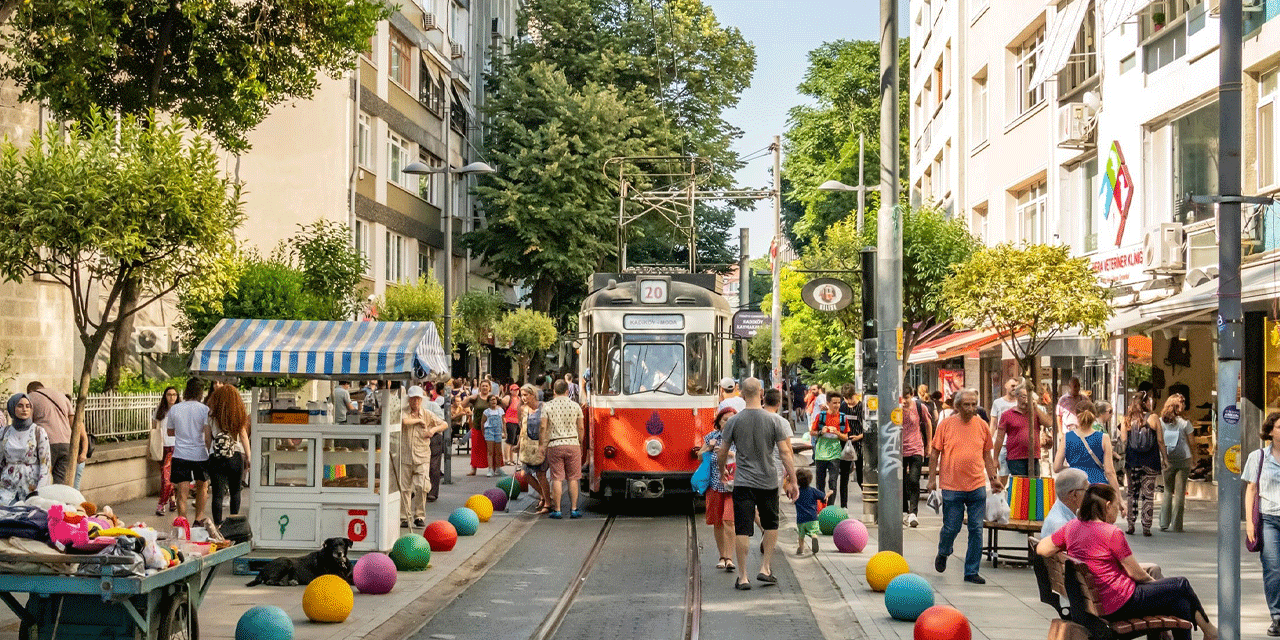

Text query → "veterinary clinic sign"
[1090,246,1145,283]
[1101,141,1135,248]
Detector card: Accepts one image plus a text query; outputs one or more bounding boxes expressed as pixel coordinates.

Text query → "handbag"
[210,426,237,460]
[147,420,164,462]
[691,451,712,494]
[1249,447,1266,553]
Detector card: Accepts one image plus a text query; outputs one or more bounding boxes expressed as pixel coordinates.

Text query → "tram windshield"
[622,343,684,395]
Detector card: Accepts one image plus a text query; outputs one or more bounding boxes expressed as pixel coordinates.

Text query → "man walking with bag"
[928,388,1002,585]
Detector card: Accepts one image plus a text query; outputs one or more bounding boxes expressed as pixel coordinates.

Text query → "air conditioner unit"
[132,327,171,354]
[422,13,438,30]
[450,42,464,59]
[1245,0,1265,12]
[1144,223,1185,272]
[1057,103,1093,147]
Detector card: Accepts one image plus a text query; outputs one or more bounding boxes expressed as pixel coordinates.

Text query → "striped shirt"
[1243,447,1280,516]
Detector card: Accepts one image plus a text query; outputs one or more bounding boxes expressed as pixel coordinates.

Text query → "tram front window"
[622,343,684,395]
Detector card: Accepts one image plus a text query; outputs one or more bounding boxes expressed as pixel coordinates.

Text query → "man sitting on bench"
[1036,484,1215,640]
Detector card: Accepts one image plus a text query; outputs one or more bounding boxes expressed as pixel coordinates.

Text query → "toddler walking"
[794,468,825,555]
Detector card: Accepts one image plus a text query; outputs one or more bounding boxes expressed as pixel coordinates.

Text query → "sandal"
[716,557,728,570]
[724,559,735,572]
[535,506,552,515]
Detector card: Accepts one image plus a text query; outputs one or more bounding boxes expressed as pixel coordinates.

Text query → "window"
[418,150,443,205]
[973,204,990,242]
[1172,101,1220,224]
[385,231,405,283]
[1014,27,1046,115]
[419,58,434,108]
[1260,70,1278,191]
[972,71,988,145]
[388,28,412,88]
[933,60,943,107]
[363,32,376,64]
[387,131,413,190]
[1079,158,1100,253]
[1060,4,1098,94]
[595,333,621,396]
[354,219,372,277]
[621,341,684,395]
[1015,182,1049,243]
[431,77,446,117]
[417,244,437,280]
[685,333,717,396]
[357,113,372,169]
[450,89,468,134]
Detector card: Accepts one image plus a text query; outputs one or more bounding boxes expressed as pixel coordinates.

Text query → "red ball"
[514,469,530,491]
[423,520,458,552]
[914,605,971,640]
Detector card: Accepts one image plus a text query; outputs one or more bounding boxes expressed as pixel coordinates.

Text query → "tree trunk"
[71,331,109,485]
[518,355,530,384]
[103,274,142,391]
[530,278,554,314]
[1022,355,1038,481]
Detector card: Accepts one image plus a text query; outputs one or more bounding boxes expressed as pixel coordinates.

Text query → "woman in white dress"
[0,394,51,505]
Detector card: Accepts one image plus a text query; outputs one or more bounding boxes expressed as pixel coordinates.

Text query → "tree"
[494,309,558,383]
[277,220,369,321]
[0,0,386,389]
[0,114,243,457]
[942,243,1112,474]
[377,276,445,325]
[453,289,506,359]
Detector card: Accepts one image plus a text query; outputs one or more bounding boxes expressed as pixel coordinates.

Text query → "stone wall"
[79,441,159,506]
[0,280,76,394]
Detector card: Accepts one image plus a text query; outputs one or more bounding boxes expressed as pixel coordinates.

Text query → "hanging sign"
[732,311,769,339]
[801,278,854,312]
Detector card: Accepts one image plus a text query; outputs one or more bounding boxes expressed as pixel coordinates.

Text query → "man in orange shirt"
[927,388,1002,584]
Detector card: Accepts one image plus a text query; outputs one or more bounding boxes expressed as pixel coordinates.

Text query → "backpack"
[1129,417,1157,453]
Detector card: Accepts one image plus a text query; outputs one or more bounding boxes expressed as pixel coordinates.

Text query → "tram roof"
[583,274,730,312]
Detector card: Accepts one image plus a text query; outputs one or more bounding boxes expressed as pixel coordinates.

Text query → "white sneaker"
[903,514,910,526]
[485,469,493,477]
[907,513,919,528]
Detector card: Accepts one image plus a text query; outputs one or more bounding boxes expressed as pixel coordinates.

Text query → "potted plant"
[1153,11,1166,30]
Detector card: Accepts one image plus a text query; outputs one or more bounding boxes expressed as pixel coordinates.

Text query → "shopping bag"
[986,490,1010,524]
[691,451,712,495]
[147,421,165,462]
[926,490,942,514]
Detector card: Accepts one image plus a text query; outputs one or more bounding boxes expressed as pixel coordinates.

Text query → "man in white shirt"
[167,378,211,524]
[1040,468,1089,538]
[990,378,1020,478]
[718,377,746,413]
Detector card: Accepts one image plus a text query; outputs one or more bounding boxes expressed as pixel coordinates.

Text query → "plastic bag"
[691,451,712,495]
[926,490,942,514]
[986,490,1011,524]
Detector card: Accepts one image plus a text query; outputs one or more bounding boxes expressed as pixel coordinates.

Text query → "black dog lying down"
[246,537,354,587]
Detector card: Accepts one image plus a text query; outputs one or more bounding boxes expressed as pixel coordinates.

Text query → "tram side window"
[686,333,715,395]
[595,333,621,396]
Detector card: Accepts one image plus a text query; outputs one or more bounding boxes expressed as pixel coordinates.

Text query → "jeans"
[815,459,840,495]
[1105,577,1207,640]
[427,432,446,500]
[1262,514,1280,617]
[1161,458,1192,531]
[49,443,70,485]
[902,455,924,515]
[73,462,84,489]
[838,460,854,508]
[1007,458,1029,477]
[938,487,986,578]
[209,454,245,525]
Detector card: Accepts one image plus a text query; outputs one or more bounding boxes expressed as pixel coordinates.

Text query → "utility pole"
[771,136,783,389]
[855,134,866,395]
[860,247,879,524]
[740,228,751,377]
[876,0,903,553]
[1216,1,1243,638]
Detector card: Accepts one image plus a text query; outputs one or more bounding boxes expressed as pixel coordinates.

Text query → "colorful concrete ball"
[885,574,935,621]
[913,605,971,640]
[388,534,432,571]
[448,507,481,536]
[483,487,509,512]
[464,494,495,522]
[424,520,458,552]
[353,552,398,594]
[496,476,522,499]
[301,574,354,623]
[817,505,849,535]
[235,605,294,640]
[514,468,532,491]
[866,550,911,592]
[833,518,869,553]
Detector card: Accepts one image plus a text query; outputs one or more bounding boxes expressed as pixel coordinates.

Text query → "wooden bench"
[1029,539,1193,639]
[983,519,1040,567]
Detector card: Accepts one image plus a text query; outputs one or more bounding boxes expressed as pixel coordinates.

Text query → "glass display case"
[260,438,314,488]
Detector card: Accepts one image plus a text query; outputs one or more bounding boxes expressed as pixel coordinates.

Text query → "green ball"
[496,476,522,499]
[818,505,849,535]
[388,534,431,571]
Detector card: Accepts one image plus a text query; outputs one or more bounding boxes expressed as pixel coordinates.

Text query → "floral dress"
[0,425,50,506]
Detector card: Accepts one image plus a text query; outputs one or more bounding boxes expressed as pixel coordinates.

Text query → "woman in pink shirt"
[1037,484,1216,640]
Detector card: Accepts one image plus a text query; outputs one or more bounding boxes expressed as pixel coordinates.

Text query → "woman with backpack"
[1122,395,1164,536]
[1156,393,1195,532]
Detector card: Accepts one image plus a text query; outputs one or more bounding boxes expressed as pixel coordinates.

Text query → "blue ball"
[884,573,935,621]
[448,507,480,536]
[236,605,294,640]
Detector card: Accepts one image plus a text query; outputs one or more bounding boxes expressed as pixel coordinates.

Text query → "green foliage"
[0,349,15,397]
[178,254,308,349]
[0,0,387,153]
[275,220,369,321]
[494,308,558,381]
[453,290,506,350]
[942,243,1113,374]
[1126,363,1153,389]
[781,39,910,247]
[378,275,445,325]
[84,371,184,395]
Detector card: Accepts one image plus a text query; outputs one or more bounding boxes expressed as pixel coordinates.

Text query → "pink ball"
[483,488,509,512]
[353,552,397,594]
[833,518,869,553]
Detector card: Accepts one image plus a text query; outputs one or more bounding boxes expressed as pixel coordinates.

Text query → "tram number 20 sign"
[801,278,854,312]
[639,279,669,304]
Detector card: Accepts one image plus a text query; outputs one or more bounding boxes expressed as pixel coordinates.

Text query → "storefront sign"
[1089,245,1145,283]
[732,311,769,338]
[1102,141,1135,247]
[801,278,854,312]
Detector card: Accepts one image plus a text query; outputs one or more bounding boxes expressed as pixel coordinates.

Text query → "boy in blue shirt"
[794,468,826,555]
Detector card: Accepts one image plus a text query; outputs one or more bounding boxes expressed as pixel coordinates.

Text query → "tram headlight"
[603,445,617,458]
[645,438,663,457]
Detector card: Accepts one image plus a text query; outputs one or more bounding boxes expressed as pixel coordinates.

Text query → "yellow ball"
[302,574,354,623]
[866,551,910,592]
[464,494,494,522]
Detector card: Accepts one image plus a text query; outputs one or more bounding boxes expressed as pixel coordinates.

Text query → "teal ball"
[236,605,293,640]
[449,507,480,536]
[885,573,935,621]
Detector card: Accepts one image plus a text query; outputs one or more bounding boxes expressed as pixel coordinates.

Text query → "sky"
[700,0,906,258]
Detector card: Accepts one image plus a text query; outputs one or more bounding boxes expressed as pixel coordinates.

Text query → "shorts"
[504,422,520,446]
[170,458,208,484]
[524,461,548,475]
[546,444,582,482]
[484,425,504,443]
[705,490,734,525]
[732,485,780,536]
[797,520,820,537]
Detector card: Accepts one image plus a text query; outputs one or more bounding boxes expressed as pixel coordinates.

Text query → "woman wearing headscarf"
[0,394,51,505]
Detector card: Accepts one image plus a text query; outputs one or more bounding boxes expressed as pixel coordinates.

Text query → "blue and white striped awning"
[189,319,450,380]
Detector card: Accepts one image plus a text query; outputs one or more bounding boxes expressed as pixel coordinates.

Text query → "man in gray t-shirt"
[332,381,358,424]
[717,377,798,591]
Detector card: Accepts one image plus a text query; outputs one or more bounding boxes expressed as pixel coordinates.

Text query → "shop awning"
[1106,306,1147,334]
[1029,0,1092,87]
[908,329,1005,364]
[1141,257,1280,318]
[190,319,450,380]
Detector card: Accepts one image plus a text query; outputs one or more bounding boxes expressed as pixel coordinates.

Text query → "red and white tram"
[579,273,733,499]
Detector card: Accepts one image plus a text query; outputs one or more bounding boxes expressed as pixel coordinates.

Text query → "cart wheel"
[159,591,198,640]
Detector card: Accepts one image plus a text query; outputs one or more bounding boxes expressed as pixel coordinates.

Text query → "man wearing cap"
[399,386,448,528]
[718,377,746,413]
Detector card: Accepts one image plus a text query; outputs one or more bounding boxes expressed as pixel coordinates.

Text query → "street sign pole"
[771,136,783,389]
[876,0,903,554]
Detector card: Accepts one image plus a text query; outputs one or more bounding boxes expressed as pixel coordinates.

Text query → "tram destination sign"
[624,314,684,330]
[732,311,769,339]
[801,277,854,312]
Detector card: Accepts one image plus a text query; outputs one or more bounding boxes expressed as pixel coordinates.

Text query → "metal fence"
[82,391,254,441]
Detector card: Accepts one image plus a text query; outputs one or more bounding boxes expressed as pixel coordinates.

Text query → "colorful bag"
[691,452,712,495]
[1005,476,1057,521]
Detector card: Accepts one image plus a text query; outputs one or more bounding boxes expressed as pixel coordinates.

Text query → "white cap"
[718,377,736,390]
[406,385,426,398]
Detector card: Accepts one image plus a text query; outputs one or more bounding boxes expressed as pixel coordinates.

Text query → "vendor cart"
[0,542,248,640]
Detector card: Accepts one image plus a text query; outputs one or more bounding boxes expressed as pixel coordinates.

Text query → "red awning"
[908,329,1008,364]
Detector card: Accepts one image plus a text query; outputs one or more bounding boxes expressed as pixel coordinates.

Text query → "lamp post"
[817,176,875,396]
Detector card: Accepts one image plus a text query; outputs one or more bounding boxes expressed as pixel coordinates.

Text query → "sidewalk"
[0,452,537,640]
